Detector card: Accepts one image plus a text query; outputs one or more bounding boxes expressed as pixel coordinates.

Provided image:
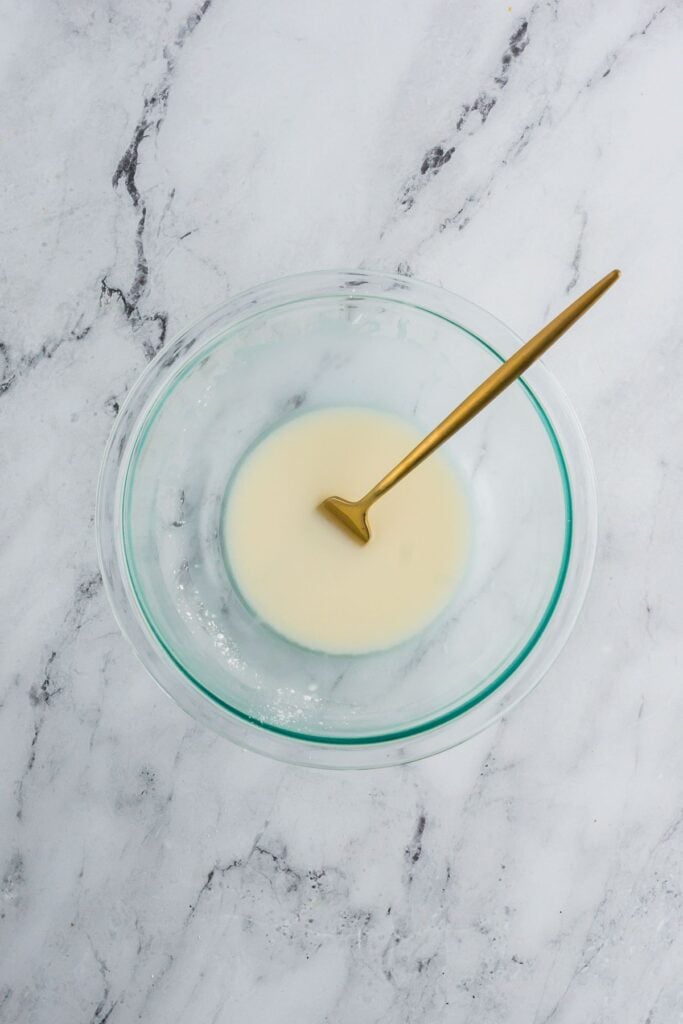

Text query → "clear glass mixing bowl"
[97,270,597,768]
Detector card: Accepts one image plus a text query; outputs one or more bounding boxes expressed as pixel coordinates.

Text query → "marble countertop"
[2,1,682,1021]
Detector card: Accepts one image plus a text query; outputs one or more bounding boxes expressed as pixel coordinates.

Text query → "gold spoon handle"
[363,269,620,506]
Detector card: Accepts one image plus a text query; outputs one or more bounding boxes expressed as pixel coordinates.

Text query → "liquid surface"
[223,407,469,654]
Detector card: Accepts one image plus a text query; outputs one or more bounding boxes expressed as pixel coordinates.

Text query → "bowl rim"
[97,268,597,768]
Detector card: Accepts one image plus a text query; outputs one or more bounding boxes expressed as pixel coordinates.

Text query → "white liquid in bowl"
[223,407,469,654]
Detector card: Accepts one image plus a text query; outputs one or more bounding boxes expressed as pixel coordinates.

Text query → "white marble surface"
[1,1,682,1020]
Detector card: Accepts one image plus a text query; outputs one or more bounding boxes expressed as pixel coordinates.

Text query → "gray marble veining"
[1,1,682,1021]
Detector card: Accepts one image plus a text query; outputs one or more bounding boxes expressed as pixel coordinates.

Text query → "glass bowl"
[97,270,596,768]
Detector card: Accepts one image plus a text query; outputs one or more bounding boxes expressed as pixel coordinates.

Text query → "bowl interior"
[123,292,570,742]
